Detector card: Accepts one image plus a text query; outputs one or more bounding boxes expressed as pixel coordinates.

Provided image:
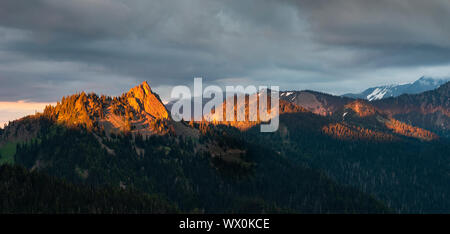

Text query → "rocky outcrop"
[126,81,168,120]
[40,81,170,135]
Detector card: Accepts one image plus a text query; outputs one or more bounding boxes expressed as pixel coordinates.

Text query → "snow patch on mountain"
[366,87,389,101]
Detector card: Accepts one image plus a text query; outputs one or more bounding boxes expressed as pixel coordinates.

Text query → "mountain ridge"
[343,76,449,101]
[279,81,449,138]
[42,81,171,135]
[280,90,353,116]
[1,80,449,213]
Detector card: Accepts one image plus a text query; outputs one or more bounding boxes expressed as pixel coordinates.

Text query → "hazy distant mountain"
[343,76,449,101]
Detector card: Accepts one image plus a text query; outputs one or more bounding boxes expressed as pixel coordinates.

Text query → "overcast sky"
[1,0,450,125]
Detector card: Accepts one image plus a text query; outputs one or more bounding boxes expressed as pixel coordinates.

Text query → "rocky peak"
[126,81,168,120]
[127,81,152,98]
[38,81,171,135]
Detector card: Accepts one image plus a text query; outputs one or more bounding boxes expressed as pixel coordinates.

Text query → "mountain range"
[342,76,449,101]
[0,79,449,214]
[280,81,450,138]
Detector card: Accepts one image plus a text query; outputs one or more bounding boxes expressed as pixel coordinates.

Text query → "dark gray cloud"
[286,0,450,67]
[288,0,450,46]
[1,0,450,103]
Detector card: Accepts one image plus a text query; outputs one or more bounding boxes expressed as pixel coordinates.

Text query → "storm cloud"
[1,0,450,104]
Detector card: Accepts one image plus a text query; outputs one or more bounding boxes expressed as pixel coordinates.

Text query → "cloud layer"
[1,0,450,105]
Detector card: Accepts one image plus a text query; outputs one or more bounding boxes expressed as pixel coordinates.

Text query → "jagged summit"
[40,81,170,135]
[126,81,168,120]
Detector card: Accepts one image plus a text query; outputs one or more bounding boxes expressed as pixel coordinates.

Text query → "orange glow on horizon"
[0,100,55,128]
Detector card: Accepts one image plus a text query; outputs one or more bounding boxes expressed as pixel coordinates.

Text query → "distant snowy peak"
[343,76,449,101]
[415,76,446,86]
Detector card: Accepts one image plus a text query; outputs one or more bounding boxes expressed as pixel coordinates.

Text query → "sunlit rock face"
[36,81,170,135]
[126,81,168,120]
